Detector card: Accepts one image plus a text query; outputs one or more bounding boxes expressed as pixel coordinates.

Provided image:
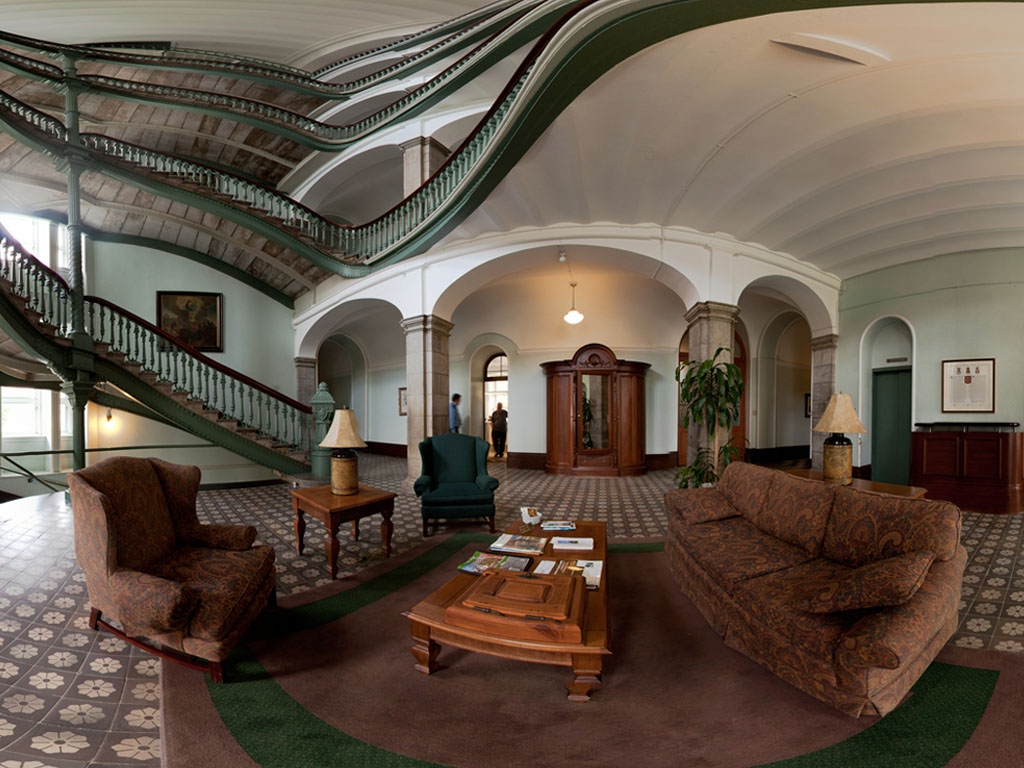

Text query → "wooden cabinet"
[541,344,649,477]
[910,424,1023,513]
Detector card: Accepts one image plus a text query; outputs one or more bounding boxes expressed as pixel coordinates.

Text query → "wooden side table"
[784,468,927,498]
[290,483,396,579]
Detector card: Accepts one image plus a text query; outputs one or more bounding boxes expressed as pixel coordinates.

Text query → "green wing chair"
[68,456,277,682]
[414,433,499,536]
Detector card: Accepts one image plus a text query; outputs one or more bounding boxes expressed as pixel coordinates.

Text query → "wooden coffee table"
[403,521,610,701]
[290,483,396,579]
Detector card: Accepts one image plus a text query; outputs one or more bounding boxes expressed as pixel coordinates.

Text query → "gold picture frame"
[156,291,223,352]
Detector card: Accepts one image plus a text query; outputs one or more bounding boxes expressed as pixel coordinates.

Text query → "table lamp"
[811,392,867,485]
[319,407,367,495]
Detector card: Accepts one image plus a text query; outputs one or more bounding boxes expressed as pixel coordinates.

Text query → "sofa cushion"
[421,482,495,506]
[152,544,276,642]
[733,559,857,659]
[718,462,776,522]
[664,487,739,525]
[823,487,962,567]
[678,516,815,586]
[792,550,936,613]
[751,471,837,556]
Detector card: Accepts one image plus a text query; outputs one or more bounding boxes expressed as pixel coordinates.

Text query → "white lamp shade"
[812,393,867,434]
[319,408,367,449]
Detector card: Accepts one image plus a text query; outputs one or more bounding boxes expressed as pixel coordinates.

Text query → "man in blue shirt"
[449,393,462,433]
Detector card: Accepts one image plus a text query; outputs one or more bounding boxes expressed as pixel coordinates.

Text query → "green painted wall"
[838,249,1024,467]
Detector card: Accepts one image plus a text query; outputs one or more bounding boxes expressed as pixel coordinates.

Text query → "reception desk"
[910,422,1023,514]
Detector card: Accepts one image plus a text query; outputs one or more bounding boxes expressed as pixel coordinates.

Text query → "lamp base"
[822,434,852,485]
[330,449,358,496]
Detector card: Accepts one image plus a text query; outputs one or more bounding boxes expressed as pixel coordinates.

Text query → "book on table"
[551,536,595,551]
[490,532,548,556]
[458,551,531,575]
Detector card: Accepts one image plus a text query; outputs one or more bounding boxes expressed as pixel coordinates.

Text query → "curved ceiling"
[1,1,1022,285]
[449,2,1024,278]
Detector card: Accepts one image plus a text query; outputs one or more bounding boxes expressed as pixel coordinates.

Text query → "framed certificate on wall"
[942,358,995,413]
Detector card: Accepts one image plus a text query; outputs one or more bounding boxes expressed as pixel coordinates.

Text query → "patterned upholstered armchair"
[68,456,276,682]
[414,433,499,536]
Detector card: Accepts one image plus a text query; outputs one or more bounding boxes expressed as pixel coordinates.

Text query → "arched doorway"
[483,352,509,458]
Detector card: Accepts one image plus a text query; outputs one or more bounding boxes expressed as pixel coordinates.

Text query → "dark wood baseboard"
[646,452,678,471]
[508,452,546,471]
[364,442,407,459]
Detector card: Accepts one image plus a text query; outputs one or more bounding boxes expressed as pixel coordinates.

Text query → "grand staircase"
[0,227,314,475]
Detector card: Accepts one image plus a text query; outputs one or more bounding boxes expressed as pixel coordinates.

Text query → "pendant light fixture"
[559,246,584,325]
[563,282,584,324]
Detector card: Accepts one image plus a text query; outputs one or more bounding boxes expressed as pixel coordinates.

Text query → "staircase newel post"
[310,382,335,480]
[61,377,93,471]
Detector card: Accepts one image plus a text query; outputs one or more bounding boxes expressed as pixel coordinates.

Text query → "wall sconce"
[812,392,867,485]
[318,407,367,495]
[106,407,113,422]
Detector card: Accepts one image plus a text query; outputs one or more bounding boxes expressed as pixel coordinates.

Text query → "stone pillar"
[401,314,454,479]
[309,382,335,479]
[810,334,839,471]
[294,357,318,405]
[400,137,450,196]
[683,301,741,466]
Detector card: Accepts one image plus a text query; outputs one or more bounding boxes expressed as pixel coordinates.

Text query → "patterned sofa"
[665,462,966,717]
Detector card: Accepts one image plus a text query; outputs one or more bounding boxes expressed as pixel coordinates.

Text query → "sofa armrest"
[664,487,739,525]
[835,548,966,671]
[413,475,432,497]
[109,570,197,636]
[475,474,499,492]
[186,523,256,551]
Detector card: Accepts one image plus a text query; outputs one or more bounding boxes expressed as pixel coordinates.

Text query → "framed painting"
[157,291,223,352]
[399,387,408,416]
[942,358,995,413]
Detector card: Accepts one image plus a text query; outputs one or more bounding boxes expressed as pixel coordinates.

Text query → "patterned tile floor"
[0,454,1015,766]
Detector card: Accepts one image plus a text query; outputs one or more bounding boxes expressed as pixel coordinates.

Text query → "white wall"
[88,240,297,396]
[85,240,296,480]
[839,250,1024,467]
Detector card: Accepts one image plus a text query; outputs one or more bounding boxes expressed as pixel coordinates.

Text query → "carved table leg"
[326,520,340,580]
[567,653,603,702]
[293,502,305,555]
[381,507,394,558]
[351,520,359,541]
[410,621,440,675]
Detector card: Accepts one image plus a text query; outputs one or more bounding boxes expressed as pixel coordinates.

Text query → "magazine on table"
[490,532,548,556]
[551,536,594,551]
[540,520,576,531]
[457,551,531,575]
[533,558,603,588]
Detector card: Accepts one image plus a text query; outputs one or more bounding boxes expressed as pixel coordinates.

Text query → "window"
[0,213,69,275]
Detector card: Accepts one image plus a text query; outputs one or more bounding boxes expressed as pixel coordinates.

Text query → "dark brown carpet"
[163,537,1021,768]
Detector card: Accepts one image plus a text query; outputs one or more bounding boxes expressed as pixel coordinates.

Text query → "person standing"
[449,393,462,433]
[489,402,508,458]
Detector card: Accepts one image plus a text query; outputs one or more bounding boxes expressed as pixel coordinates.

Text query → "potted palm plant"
[675,346,744,488]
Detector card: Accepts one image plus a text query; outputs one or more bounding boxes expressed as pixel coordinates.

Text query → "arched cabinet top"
[541,343,651,374]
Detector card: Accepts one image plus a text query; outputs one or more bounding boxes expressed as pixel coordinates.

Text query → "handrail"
[0,224,314,455]
[0,0,531,96]
[0,453,66,492]
[78,133,355,258]
[0,0,611,269]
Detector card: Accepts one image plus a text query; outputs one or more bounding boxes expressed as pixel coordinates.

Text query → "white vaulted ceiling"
[2,1,1024,281]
